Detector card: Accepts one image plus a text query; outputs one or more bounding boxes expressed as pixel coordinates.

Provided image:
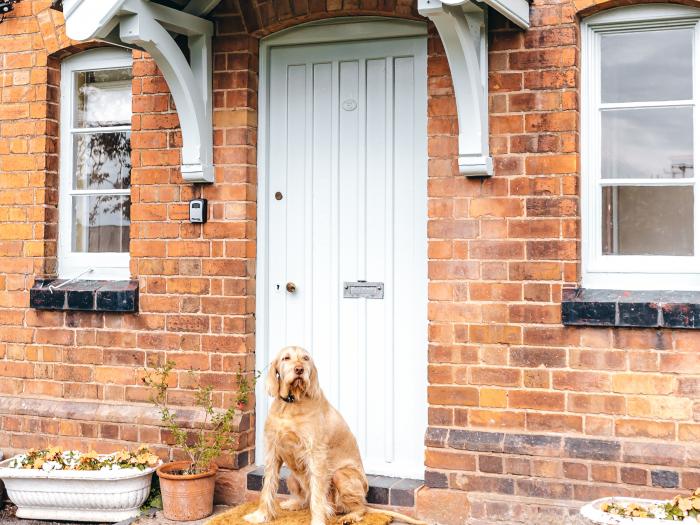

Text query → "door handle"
[286,282,297,293]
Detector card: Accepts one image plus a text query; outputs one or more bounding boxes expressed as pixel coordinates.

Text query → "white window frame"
[58,48,133,281]
[582,4,700,290]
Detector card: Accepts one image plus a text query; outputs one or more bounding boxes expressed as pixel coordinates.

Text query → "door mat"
[206,501,392,525]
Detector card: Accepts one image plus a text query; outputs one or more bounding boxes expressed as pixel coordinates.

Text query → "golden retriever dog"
[244,346,425,525]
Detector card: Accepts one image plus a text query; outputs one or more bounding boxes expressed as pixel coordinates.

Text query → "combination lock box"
[189,198,208,223]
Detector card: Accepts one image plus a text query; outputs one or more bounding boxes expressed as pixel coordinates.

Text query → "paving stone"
[366,474,397,505]
[390,478,423,507]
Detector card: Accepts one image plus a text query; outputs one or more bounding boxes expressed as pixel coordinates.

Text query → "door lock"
[286,282,297,293]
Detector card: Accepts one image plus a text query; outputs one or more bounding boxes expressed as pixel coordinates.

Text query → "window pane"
[602,185,693,255]
[73,132,131,190]
[75,68,132,128]
[72,195,130,253]
[602,107,693,179]
[601,28,692,103]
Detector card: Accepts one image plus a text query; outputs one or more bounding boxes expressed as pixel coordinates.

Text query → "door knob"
[286,282,297,293]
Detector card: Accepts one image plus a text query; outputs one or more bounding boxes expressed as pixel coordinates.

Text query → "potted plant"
[143,361,256,521]
[0,446,160,522]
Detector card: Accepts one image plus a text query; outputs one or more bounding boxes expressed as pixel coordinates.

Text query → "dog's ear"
[305,359,321,400]
[265,357,280,397]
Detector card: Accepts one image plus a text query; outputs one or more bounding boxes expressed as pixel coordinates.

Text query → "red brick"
[2,3,698,514]
[509,391,564,411]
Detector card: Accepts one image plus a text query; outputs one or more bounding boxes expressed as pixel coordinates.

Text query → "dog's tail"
[366,505,428,525]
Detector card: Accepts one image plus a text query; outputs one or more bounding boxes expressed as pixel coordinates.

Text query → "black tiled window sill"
[562,288,700,329]
[30,279,139,313]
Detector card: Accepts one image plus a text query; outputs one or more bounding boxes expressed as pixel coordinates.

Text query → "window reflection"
[74,68,132,128]
[602,186,694,256]
[601,28,693,103]
[74,132,131,190]
[602,107,693,179]
[72,195,130,253]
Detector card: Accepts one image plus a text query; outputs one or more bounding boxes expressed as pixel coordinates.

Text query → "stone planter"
[0,455,156,522]
[581,497,698,524]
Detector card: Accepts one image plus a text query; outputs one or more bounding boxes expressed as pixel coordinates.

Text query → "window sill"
[562,288,700,329]
[30,280,139,313]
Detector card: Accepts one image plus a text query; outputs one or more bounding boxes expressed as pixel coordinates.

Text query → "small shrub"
[143,361,259,475]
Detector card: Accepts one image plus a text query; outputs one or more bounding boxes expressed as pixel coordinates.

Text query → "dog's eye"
[303,356,309,361]
[282,355,290,360]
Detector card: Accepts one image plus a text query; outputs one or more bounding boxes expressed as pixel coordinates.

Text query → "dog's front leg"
[244,454,282,523]
[308,454,332,525]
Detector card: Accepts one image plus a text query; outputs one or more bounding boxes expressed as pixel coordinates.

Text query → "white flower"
[10,454,26,468]
[651,505,666,519]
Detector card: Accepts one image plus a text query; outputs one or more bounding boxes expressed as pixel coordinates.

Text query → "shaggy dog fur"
[243,346,424,525]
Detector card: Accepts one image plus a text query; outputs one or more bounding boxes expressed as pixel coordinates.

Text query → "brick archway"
[575,0,700,17]
[213,0,421,37]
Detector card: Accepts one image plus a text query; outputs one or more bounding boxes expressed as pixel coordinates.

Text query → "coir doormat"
[206,501,393,525]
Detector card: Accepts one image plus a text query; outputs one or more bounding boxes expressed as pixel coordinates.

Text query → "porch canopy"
[60,0,529,181]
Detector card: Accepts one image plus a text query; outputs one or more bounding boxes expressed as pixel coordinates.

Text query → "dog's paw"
[280,498,306,511]
[340,511,364,524]
[243,510,268,523]
[310,519,327,525]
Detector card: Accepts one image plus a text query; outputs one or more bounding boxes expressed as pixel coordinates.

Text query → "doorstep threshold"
[246,466,424,507]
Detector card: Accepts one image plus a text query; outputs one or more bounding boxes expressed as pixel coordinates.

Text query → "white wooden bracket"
[419,0,529,177]
[63,0,216,183]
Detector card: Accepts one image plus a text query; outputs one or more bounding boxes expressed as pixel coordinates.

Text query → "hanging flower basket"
[0,447,160,523]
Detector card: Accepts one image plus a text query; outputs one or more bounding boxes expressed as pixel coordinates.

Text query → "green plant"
[143,361,259,475]
[8,446,159,471]
[140,476,163,513]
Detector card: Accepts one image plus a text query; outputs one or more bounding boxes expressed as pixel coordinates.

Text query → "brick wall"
[421,2,700,523]
[1,0,699,522]
[0,0,260,477]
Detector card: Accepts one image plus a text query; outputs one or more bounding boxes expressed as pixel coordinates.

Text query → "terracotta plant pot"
[156,461,218,521]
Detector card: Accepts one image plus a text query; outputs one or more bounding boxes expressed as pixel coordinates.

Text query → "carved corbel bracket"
[419,0,529,177]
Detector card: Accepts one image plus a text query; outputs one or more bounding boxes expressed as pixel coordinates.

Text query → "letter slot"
[343,281,384,299]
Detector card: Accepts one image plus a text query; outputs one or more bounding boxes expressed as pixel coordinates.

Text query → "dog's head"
[266,346,320,401]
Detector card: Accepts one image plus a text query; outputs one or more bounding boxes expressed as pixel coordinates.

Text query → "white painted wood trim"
[58,48,133,281]
[432,0,530,28]
[183,0,222,17]
[581,4,700,290]
[480,0,529,29]
[255,21,272,471]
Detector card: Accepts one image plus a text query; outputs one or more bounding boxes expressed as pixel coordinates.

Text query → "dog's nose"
[294,365,304,376]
